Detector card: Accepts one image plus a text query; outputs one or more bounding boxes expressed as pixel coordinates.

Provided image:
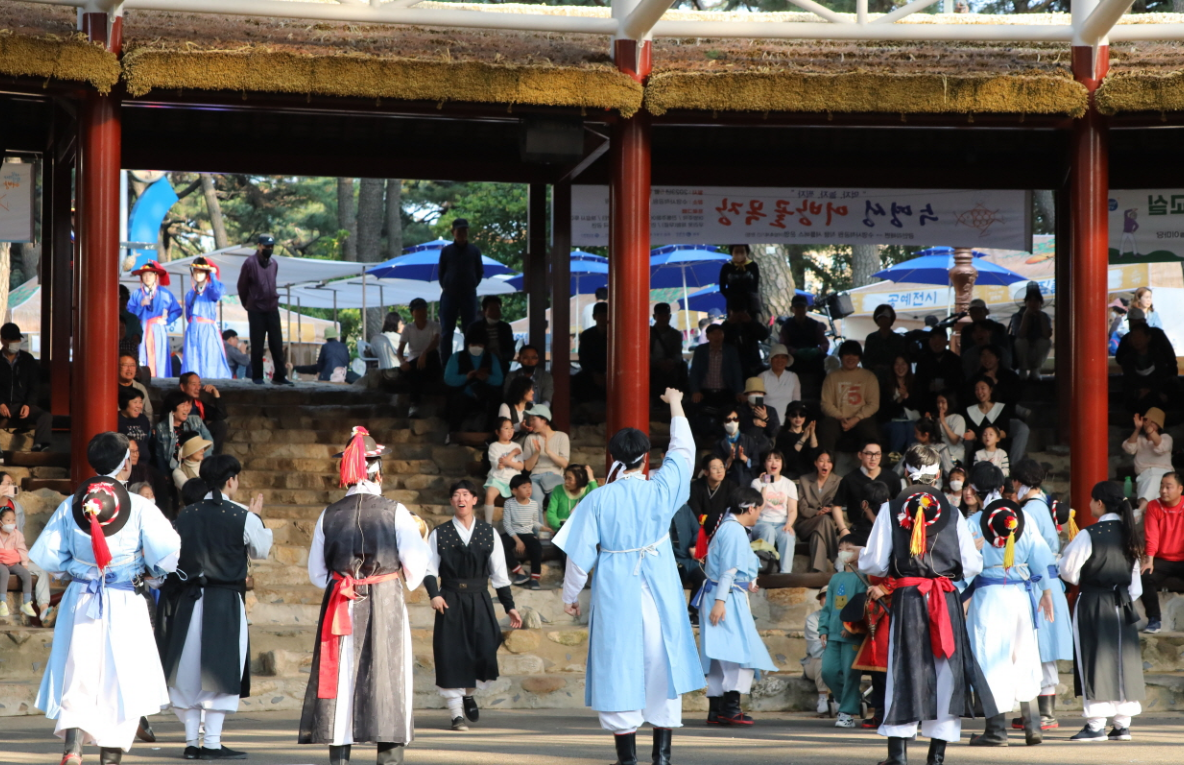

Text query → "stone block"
[273,546,309,567]
[503,630,540,653]
[546,629,588,647]
[521,675,566,694]
[764,587,808,606]
[498,653,545,675]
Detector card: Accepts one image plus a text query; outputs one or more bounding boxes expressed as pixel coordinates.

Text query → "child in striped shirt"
[502,473,544,589]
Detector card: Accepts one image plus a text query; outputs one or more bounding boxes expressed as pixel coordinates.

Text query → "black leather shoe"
[926,738,946,765]
[969,713,1009,746]
[136,716,156,743]
[706,696,722,725]
[1022,701,1043,746]
[99,748,123,765]
[652,728,672,765]
[876,736,907,765]
[199,746,248,760]
[462,694,479,722]
[450,716,469,731]
[184,746,201,760]
[613,732,638,765]
[329,744,351,765]
[376,743,404,765]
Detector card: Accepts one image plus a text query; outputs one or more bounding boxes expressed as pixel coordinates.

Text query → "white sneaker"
[0,602,9,617]
[816,696,829,715]
[835,713,857,728]
[20,602,36,618]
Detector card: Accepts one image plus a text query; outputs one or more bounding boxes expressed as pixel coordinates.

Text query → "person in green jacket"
[545,464,597,568]
[819,530,870,729]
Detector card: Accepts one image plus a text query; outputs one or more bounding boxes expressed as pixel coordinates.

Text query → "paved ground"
[5,709,1184,765]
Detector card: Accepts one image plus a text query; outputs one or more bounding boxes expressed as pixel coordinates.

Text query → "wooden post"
[527,183,549,352]
[550,183,572,435]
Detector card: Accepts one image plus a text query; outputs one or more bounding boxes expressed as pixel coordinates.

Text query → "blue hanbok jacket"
[698,515,778,674]
[127,287,182,377]
[181,278,232,379]
[1021,495,1074,662]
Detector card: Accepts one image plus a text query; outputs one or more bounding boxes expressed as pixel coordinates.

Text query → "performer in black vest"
[156,454,272,760]
[1059,481,1146,742]
[858,444,995,765]
[425,479,522,731]
[299,427,431,765]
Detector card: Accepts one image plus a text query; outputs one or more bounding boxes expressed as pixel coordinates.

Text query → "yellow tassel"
[909,507,925,557]
[1003,531,1016,570]
[1068,509,1079,542]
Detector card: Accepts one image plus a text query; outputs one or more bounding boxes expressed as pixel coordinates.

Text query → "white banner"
[0,164,34,243]
[1108,189,1184,264]
[572,186,1031,250]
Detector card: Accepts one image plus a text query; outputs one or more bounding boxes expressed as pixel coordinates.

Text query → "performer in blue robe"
[181,257,232,379]
[1010,458,1073,731]
[555,388,704,765]
[126,260,182,377]
[695,486,778,726]
[964,499,1057,747]
[30,433,181,765]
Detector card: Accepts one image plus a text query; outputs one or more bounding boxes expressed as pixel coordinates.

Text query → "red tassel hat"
[333,426,387,487]
[131,259,171,287]
[71,477,132,572]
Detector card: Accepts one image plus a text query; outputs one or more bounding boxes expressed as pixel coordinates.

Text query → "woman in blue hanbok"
[964,499,1056,748]
[180,257,232,379]
[29,433,181,764]
[696,486,778,726]
[126,261,182,377]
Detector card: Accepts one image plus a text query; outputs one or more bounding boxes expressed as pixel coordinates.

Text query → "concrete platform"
[4,709,1184,765]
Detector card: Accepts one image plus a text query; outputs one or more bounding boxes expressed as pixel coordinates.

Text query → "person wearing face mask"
[467,295,515,376]
[818,530,871,730]
[179,257,232,379]
[0,323,53,452]
[738,377,780,449]
[945,466,968,510]
[442,326,505,434]
[713,408,763,488]
[126,261,183,378]
[502,345,553,407]
[237,234,293,387]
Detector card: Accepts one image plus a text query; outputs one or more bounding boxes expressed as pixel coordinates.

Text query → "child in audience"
[484,417,524,524]
[819,530,869,729]
[501,474,543,589]
[973,424,1010,477]
[0,505,35,618]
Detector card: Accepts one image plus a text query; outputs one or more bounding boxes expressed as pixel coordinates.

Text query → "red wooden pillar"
[72,12,123,482]
[1069,45,1110,526]
[551,183,572,434]
[606,39,653,455]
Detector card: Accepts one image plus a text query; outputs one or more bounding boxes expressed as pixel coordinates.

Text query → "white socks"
[176,708,202,748]
[204,710,226,749]
[484,505,495,524]
[445,696,465,719]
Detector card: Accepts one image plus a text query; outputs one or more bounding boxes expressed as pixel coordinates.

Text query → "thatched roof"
[0,5,119,92]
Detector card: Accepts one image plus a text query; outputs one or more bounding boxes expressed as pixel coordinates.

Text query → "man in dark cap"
[30,432,181,765]
[437,219,484,365]
[555,389,704,765]
[237,234,292,386]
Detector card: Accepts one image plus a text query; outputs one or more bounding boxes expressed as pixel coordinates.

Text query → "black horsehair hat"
[981,499,1025,569]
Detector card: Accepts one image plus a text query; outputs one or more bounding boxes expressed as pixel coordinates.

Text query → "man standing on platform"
[237,234,293,387]
[299,427,431,765]
[555,388,704,765]
[437,219,483,365]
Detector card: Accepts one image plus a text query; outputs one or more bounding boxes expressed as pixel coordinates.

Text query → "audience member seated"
[722,299,770,380]
[172,433,211,492]
[521,405,569,505]
[944,465,968,512]
[0,504,37,619]
[292,328,352,382]
[961,377,1014,465]
[1140,471,1184,634]
[179,372,228,455]
[1009,282,1053,380]
[774,402,819,479]
[779,294,829,394]
[759,344,800,423]
[969,423,1009,479]
[119,284,144,359]
[443,326,505,433]
[713,407,763,487]
[483,417,524,523]
[650,302,688,397]
[852,479,893,540]
[545,464,597,564]
[397,297,442,402]
[817,340,881,456]
[689,324,743,434]
[739,377,780,451]
[958,299,1012,371]
[718,244,761,317]
[863,304,910,375]
[1123,407,1174,513]
[907,417,954,476]
[118,386,154,461]
[573,301,608,404]
[966,343,1029,463]
[914,327,963,413]
[1119,287,1164,336]
[467,295,516,375]
[118,352,155,422]
[127,439,172,518]
[582,286,607,331]
[671,500,707,609]
[222,330,252,379]
[129,482,155,502]
[503,345,553,407]
[1116,314,1179,414]
[2,478,52,624]
[795,450,848,573]
[156,390,213,472]
[0,324,51,452]
[500,474,544,589]
[688,455,737,547]
[498,376,537,438]
[878,354,923,454]
[834,440,902,535]
[932,390,967,470]
[752,450,799,574]
[369,312,403,374]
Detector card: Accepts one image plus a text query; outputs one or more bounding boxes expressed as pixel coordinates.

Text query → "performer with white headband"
[858,443,994,765]
[554,388,704,765]
[30,432,181,765]
[299,426,431,765]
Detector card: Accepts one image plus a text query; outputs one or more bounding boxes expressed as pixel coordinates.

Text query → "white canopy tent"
[119,245,369,295]
[282,274,518,311]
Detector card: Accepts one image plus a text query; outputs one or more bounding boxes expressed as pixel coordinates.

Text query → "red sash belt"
[894,577,956,660]
[190,316,216,324]
[317,570,401,699]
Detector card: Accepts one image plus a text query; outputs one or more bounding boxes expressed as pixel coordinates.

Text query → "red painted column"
[607,39,652,454]
[72,12,122,482]
[1069,45,1110,526]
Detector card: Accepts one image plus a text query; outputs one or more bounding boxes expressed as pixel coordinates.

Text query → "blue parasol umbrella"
[365,248,515,282]
[912,246,990,259]
[679,285,814,314]
[650,245,730,325]
[872,253,1026,287]
[570,250,608,264]
[504,257,608,295]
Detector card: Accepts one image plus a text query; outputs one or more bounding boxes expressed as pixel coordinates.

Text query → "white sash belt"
[602,533,669,575]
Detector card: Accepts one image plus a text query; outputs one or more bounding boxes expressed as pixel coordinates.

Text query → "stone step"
[3,450,70,468]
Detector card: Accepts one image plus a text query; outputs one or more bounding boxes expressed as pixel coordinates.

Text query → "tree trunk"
[1033,189,1055,235]
[384,179,403,260]
[850,244,881,288]
[1175,0,1184,13]
[0,244,11,323]
[356,178,386,340]
[200,174,229,249]
[337,178,357,262]
[751,245,796,325]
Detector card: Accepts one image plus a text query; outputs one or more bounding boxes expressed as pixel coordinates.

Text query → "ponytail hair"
[198,454,243,506]
[1090,480,1143,563]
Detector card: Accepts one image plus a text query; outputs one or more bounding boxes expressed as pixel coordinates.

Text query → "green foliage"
[789,244,923,296]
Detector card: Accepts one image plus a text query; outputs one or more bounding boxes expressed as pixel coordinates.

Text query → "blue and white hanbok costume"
[30,492,180,751]
[555,414,705,732]
[1021,492,1074,694]
[127,284,182,377]
[181,276,232,379]
[696,514,777,695]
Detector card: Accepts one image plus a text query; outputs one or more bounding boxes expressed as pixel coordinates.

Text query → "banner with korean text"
[572,186,1031,250]
[0,164,35,243]
[1108,190,1184,264]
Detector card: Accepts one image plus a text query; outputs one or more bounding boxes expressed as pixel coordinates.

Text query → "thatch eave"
[0,31,120,94]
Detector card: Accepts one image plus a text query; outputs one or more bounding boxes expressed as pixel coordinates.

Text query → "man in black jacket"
[0,323,52,451]
[467,295,515,375]
[179,372,229,455]
[437,218,484,365]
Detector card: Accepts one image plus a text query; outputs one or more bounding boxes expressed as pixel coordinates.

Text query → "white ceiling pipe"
[650,20,1074,41]
[857,0,869,24]
[1108,22,1184,39]
[1076,0,1136,46]
[619,0,679,40]
[873,0,943,25]
[785,0,853,25]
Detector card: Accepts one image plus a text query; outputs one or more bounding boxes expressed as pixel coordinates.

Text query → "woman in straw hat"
[126,260,182,378]
[181,257,233,379]
[171,433,212,493]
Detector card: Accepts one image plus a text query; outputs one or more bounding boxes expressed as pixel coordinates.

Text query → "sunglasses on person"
[724,417,740,423]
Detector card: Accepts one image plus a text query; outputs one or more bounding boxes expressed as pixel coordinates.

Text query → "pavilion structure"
[3,0,1184,520]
